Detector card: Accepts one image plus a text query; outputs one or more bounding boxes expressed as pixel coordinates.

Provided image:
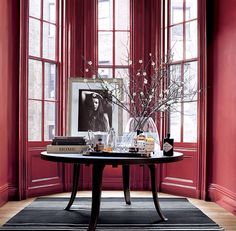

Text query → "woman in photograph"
[81,91,110,132]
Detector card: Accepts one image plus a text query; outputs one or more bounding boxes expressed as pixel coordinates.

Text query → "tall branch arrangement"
[83,53,199,131]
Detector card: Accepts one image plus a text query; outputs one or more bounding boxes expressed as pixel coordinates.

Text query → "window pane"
[45,63,56,100]
[43,0,56,23]
[115,0,130,30]
[29,18,40,57]
[98,0,113,30]
[28,100,42,141]
[29,0,41,18]
[184,61,197,100]
[115,68,129,88]
[43,22,56,60]
[98,32,113,65]
[28,59,42,99]
[171,0,183,24]
[186,0,197,20]
[183,101,197,142]
[183,61,197,142]
[170,64,181,142]
[98,68,113,78]
[44,102,56,140]
[115,32,130,65]
[170,24,183,61]
[170,103,181,142]
[186,20,198,59]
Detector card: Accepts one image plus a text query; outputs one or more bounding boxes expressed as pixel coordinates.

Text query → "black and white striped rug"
[2,197,224,230]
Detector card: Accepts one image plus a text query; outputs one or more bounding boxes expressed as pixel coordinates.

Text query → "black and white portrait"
[68,78,123,137]
[78,90,112,132]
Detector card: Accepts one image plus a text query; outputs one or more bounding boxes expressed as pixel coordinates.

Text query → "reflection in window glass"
[186,0,197,20]
[98,0,113,30]
[171,24,183,61]
[28,100,42,141]
[28,59,42,99]
[45,63,56,100]
[98,32,113,65]
[98,68,113,78]
[115,0,130,30]
[43,23,56,60]
[43,0,56,23]
[29,0,41,18]
[44,102,56,140]
[186,20,197,59]
[171,0,183,24]
[29,18,41,57]
[115,32,130,65]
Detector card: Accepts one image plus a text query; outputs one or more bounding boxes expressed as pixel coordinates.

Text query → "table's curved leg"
[122,165,131,205]
[148,164,168,221]
[88,164,105,231]
[65,163,80,211]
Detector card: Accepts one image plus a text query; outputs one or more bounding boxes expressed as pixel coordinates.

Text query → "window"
[97,0,130,79]
[28,0,59,141]
[164,0,198,143]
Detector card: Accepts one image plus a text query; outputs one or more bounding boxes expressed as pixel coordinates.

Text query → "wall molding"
[208,183,236,215]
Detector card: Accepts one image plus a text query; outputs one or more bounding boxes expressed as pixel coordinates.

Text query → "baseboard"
[208,183,236,215]
[0,183,8,207]
[161,182,199,198]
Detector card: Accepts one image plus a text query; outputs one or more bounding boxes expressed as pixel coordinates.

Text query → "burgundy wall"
[0,0,20,206]
[207,0,236,215]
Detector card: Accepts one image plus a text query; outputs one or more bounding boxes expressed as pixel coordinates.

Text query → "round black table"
[41,151,183,231]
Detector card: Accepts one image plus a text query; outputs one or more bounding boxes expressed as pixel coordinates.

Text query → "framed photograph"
[67,78,123,137]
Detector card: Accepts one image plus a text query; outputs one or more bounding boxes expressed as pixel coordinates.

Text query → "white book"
[47,145,88,153]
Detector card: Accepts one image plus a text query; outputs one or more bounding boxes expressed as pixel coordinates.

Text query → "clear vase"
[124,117,161,152]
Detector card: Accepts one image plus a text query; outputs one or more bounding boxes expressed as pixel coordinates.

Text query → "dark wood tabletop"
[40,151,183,165]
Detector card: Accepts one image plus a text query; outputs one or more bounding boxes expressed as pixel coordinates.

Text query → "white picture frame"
[67,77,123,137]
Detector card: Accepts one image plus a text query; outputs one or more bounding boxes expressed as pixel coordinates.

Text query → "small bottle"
[163,133,174,156]
[96,138,104,152]
[134,130,146,154]
[107,128,116,152]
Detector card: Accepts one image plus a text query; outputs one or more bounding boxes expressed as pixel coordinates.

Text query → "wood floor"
[0,191,236,230]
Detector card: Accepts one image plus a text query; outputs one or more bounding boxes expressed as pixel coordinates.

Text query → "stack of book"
[47,136,88,153]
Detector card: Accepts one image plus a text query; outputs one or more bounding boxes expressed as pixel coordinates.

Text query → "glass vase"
[124,117,161,152]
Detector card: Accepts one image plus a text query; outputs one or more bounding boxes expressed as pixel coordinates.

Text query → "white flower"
[88,61,92,65]
[131,100,134,103]
[139,59,143,64]
[133,92,136,96]
[83,79,88,83]
[149,53,152,56]
[129,60,132,65]
[143,71,147,76]
[144,78,148,84]
[136,72,140,76]
[85,68,89,72]
[151,61,155,66]
[140,91,144,96]
[92,75,96,79]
